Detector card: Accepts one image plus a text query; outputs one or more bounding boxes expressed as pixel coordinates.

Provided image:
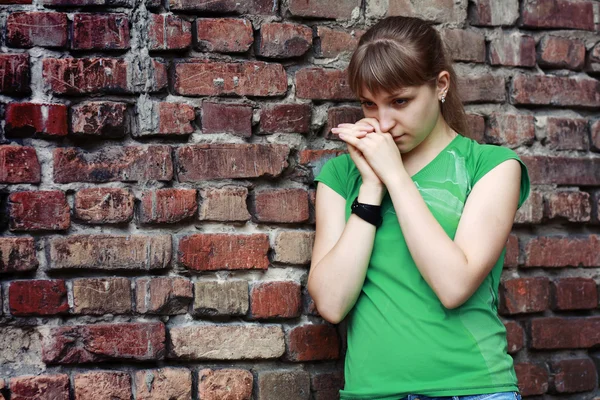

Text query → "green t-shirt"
[314,134,530,400]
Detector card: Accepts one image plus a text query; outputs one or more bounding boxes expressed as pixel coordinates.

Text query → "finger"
[331,127,369,138]
[338,132,363,149]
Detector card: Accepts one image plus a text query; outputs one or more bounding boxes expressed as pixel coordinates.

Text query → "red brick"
[53,145,173,183]
[72,13,130,50]
[253,188,310,223]
[176,144,289,181]
[0,237,38,274]
[195,18,253,53]
[383,0,467,23]
[139,188,197,224]
[43,57,166,94]
[73,277,132,314]
[296,68,354,100]
[0,146,40,184]
[504,234,519,267]
[170,0,275,13]
[521,155,600,186]
[135,368,192,400]
[591,120,600,152]
[9,280,68,316]
[257,370,310,400]
[136,277,192,314]
[250,281,301,319]
[521,0,597,31]
[258,22,312,58]
[74,188,134,224]
[538,36,585,70]
[50,234,171,271]
[544,191,591,222]
[136,101,195,136]
[173,61,286,96]
[42,322,165,364]
[512,74,600,108]
[198,186,251,222]
[465,114,485,143]
[489,33,536,67]
[325,106,363,140]
[504,320,524,353]
[9,374,69,400]
[74,371,131,400]
[551,278,597,311]
[289,0,360,19]
[469,0,519,26]
[499,277,550,315]
[540,116,589,150]
[440,29,485,63]
[0,54,30,94]
[9,191,70,231]
[485,113,535,147]
[550,358,597,393]
[261,104,311,134]
[148,14,191,50]
[514,190,544,224]
[6,12,68,48]
[202,102,252,137]
[586,43,600,74]
[71,101,127,137]
[285,324,340,362]
[43,0,131,6]
[0,0,32,3]
[310,370,344,397]
[273,231,314,264]
[178,233,269,271]
[198,369,252,400]
[514,363,549,396]
[531,317,600,349]
[458,74,505,103]
[524,236,600,267]
[315,26,362,58]
[193,280,248,317]
[5,103,67,137]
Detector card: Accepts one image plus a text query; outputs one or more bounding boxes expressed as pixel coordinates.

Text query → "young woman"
[307,16,529,400]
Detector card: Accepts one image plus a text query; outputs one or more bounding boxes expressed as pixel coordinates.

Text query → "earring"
[440,90,447,103]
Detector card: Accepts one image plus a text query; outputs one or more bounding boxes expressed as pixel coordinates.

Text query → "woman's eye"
[360,101,375,108]
[394,98,407,106]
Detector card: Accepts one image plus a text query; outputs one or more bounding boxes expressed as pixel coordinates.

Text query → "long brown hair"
[347,16,469,136]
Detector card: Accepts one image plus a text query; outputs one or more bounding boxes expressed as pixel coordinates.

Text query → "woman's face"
[358,83,442,153]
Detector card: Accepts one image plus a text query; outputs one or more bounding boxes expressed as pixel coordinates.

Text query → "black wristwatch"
[351,196,383,227]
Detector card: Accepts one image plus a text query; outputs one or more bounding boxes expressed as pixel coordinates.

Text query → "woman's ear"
[436,71,450,96]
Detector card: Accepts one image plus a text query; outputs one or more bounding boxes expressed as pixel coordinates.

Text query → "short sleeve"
[472,145,530,209]
[314,154,350,200]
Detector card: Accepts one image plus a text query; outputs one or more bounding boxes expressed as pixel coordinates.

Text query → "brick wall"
[0,0,599,398]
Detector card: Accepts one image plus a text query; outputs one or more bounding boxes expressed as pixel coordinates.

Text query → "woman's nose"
[377,111,395,133]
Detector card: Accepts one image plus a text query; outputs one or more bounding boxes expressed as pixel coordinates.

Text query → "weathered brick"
[0,146,41,184]
[148,14,191,51]
[465,114,485,143]
[54,146,173,183]
[285,324,340,362]
[9,191,70,231]
[551,278,597,311]
[250,281,301,319]
[5,103,68,137]
[531,317,600,349]
[458,74,505,103]
[176,144,289,181]
[260,104,311,134]
[505,234,519,267]
[193,280,249,317]
[514,363,549,396]
[310,370,344,400]
[168,325,285,360]
[1,0,32,4]
[0,326,44,376]
[315,26,362,58]
[74,371,131,400]
[198,186,251,222]
[499,277,550,315]
[273,231,314,264]
[485,113,535,148]
[43,322,165,363]
[253,188,310,223]
[511,74,600,108]
[202,102,252,137]
[440,29,485,63]
[538,36,585,70]
[303,288,320,316]
[6,12,68,48]
[521,156,600,186]
[0,54,30,94]
[72,13,130,50]
[489,33,536,67]
[43,0,131,6]
[297,149,345,179]
[325,106,364,140]
[170,0,275,13]
[195,18,253,53]
[586,43,600,74]
[550,358,597,393]
[198,369,252,400]
[71,101,127,137]
[469,0,519,26]
[538,116,589,150]
[296,68,354,100]
[257,370,310,400]
[0,238,38,274]
[178,233,269,271]
[50,234,171,271]
[73,277,132,314]
[173,61,286,96]
[139,189,197,224]
[136,101,195,136]
[289,0,359,19]
[9,280,68,316]
[74,188,134,224]
[134,368,192,400]
[136,277,192,314]
[504,320,524,353]
[367,0,467,23]
[258,22,312,58]
[592,120,600,152]
[9,374,69,400]
[544,191,591,222]
[521,0,597,31]
[524,236,600,267]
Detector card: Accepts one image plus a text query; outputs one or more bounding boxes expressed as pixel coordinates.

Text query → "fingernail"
[338,133,345,139]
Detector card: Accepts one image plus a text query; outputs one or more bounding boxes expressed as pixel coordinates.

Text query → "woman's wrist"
[358,182,386,205]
